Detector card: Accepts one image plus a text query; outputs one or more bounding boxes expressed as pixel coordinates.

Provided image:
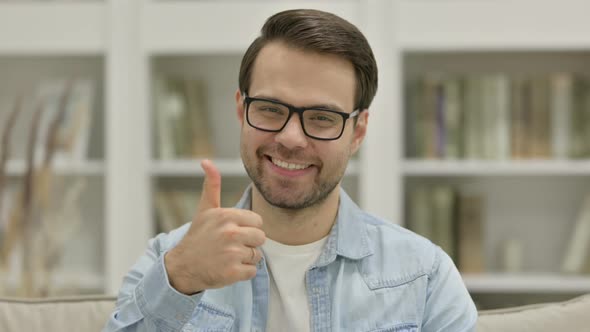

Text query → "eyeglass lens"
[247,99,344,139]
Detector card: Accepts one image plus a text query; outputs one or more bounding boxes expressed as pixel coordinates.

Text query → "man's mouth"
[267,156,312,171]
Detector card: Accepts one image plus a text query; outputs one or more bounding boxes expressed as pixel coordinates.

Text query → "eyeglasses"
[243,93,360,141]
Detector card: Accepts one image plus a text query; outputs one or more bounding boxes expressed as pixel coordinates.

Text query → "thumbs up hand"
[164,159,266,295]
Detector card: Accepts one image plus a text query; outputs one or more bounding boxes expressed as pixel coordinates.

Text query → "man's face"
[236,41,368,210]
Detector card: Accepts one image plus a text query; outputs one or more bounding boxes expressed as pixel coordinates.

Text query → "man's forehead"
[249,42,356,111]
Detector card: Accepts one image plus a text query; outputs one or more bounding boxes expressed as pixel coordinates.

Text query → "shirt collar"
[235,185,373,266]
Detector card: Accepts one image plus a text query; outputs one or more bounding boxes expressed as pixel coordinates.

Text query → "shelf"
[403,160,590,176]
[142,1,359,53]
[150,159,359,177]
[4,160,104,176]
[463,273,590,294]
[397,0,590,51]
[0,2,106,54]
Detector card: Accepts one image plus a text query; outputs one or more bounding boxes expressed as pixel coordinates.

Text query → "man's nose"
[274,113,308,150]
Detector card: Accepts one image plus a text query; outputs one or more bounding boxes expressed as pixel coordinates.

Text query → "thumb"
[198,159,221,213]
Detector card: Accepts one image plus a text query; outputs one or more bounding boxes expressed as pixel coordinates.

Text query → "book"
[529,76,551,158]
[442,77,463,159]
[457,194,485,273]
[183,79,214,158]
[551,73,573,160]
[408,184,458,261]
[579,79,590,158]
[431,185,456,259]
[422,74,440,159]
[154,77,213,159]
[408,186,433,240]
[569,78,587,159]
[561,194,590,274]
[480,75,494,159]
[463,76,485,160]
[488,74,511,160]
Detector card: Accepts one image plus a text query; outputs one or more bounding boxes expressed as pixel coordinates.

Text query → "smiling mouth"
[267,156,312,171]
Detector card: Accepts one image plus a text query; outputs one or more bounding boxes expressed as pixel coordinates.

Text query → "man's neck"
[251,186,340,245]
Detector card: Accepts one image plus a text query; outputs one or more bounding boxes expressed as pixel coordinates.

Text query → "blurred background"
[0,0,589,311]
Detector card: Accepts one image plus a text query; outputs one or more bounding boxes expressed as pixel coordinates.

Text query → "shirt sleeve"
[103,232,203,332]
[421,247,478,332]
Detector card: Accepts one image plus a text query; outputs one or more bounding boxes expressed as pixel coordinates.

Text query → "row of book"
[407,186,590,275]
[407,185,485,273]
[406,73,590,160]
[154,77,214,160]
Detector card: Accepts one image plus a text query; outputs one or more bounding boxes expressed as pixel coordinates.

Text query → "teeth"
[271,157,310,170]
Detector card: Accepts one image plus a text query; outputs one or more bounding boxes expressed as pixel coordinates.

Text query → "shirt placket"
[306,265,332,332]
[251,258,270,332]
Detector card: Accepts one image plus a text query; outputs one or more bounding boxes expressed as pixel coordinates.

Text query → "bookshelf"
[396,0,590,310]
[0,0,588,310]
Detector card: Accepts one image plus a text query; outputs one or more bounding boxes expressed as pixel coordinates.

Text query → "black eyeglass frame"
[242,93,360,141]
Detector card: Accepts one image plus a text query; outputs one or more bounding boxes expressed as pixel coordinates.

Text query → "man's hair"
[239,9,378,110]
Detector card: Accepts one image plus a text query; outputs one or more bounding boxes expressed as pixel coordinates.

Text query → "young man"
[105,9,477,332]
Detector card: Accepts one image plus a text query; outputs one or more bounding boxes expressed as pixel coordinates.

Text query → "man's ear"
[351,109,368,155]
[235,89,245,125]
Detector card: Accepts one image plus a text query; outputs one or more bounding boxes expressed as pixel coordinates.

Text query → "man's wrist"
[164,248,204,295]
[134,253,201,330]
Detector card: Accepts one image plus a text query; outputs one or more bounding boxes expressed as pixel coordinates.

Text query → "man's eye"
[311,115,335,122]
[260,107,282,113]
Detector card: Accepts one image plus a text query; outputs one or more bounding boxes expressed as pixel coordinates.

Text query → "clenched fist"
[164,159,266,295]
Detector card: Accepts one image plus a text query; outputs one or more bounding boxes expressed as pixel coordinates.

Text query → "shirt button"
[175,313,186,320]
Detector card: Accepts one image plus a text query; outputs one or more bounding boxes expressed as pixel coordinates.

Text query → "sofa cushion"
[1,293,589,331]
[0,295,115,332]
[477,293,590,331]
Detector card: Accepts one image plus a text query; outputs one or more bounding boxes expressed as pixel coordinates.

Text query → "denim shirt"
[104,187,477,332]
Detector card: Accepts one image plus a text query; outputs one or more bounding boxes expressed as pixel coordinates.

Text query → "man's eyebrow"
[253,94,346,113]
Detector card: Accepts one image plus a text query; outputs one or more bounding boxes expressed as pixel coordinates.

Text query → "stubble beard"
[242,145,347,210]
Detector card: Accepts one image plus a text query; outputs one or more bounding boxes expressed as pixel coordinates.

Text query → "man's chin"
[267,199,317,210]
[259,188,314,210]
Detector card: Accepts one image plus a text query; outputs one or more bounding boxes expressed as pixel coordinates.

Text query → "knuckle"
[216,208,232,223]
[199,208,219,223]
[222,245,242,257]
[254,231,266,246]
[220,225,240,242]
[254,215,263,227]
[242,210,262,227]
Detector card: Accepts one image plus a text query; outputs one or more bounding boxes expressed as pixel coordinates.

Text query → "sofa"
[0,293,589,331]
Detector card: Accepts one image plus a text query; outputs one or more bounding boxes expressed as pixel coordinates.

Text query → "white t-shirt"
[261,236,328,332]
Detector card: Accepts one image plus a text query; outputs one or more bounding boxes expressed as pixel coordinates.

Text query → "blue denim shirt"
[104,186,477,332]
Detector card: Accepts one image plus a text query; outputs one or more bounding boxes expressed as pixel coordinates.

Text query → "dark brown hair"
[238,9,378,110]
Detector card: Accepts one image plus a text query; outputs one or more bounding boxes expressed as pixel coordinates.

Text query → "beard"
[241,143,348,210]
